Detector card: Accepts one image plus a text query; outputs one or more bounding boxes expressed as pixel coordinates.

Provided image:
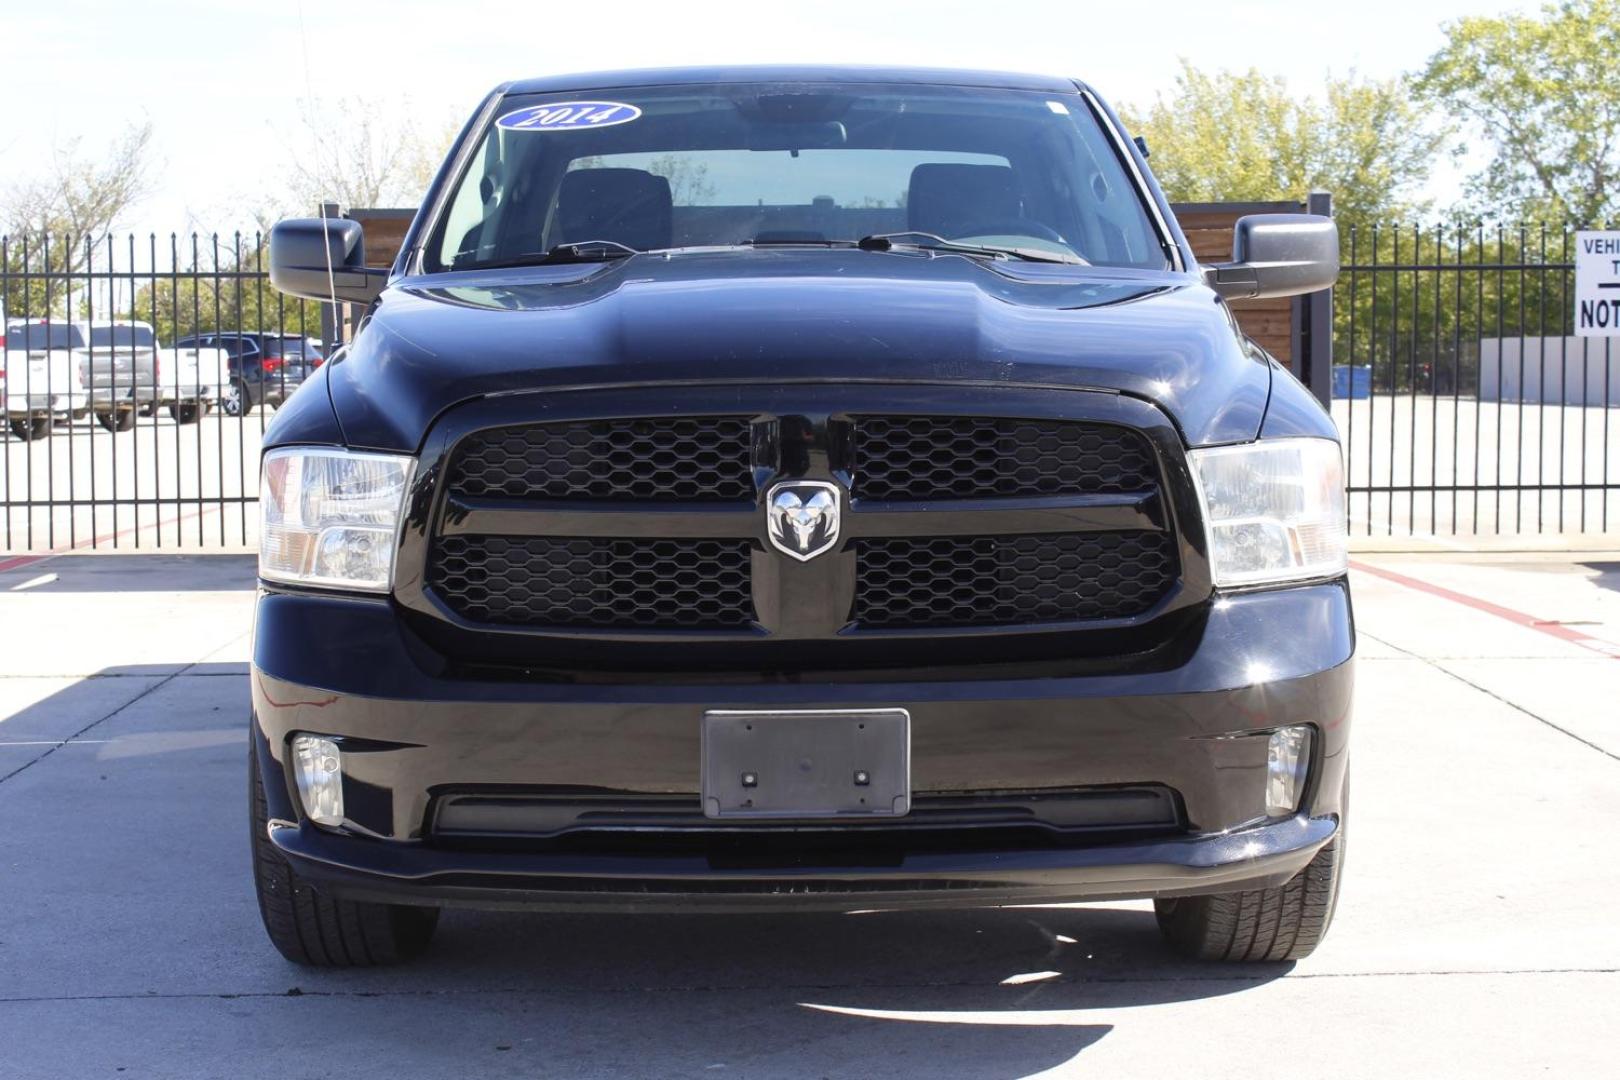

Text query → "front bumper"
[252,580,1353,911]
[268,813,1337,913]
[4,390,85,417]
[85,385,156,407]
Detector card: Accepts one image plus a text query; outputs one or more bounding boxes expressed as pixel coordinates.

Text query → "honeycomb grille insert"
[448,417,753,501]
[854,532,1177,628]
[429,536,755,629]
[853,416,1157,500]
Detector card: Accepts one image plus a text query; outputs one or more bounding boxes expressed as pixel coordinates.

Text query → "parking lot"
[0,550,1616,1078]
[1,411,266,555]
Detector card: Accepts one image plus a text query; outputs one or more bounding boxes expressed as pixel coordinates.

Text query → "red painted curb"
[1350,559,1620,659]
[0,504,220,578]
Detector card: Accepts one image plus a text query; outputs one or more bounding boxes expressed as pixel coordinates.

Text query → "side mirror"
[268,218,387,304]
[1203,214,1339,300]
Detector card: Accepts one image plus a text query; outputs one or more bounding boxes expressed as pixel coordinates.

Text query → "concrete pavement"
[0,551,1616,1078]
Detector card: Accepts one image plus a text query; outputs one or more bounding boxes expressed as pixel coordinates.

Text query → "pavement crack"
[0,664,199,786]
[1361,631,1620,764]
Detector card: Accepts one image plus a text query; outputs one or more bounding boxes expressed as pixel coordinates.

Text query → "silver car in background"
[81,321,226,430]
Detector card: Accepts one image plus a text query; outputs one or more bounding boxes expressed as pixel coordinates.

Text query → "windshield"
[5,323,86,350]
[89,325,155,348]
[428,83,1168,271]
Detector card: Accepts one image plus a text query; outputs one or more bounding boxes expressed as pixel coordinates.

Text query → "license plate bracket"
[701,708,910,819]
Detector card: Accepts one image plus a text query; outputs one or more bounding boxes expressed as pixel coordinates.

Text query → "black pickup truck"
[254,66,1352,967]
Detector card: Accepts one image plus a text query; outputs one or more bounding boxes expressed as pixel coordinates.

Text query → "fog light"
[1265,726,1312,817]
[291,735,344,827]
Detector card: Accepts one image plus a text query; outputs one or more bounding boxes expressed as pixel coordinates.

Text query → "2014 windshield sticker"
[496,102,642,132]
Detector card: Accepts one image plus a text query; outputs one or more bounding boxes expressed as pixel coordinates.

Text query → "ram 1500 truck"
[255,66,1352,968]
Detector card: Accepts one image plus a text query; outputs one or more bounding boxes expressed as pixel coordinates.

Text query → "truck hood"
[325,248,1270,451]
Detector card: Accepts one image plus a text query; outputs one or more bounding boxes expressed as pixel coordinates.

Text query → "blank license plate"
[701,708,910,819]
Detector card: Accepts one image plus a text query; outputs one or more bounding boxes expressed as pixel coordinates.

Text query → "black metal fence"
[1335,223,1618,536]
[3,224,1619,555]
[1,232,323,553]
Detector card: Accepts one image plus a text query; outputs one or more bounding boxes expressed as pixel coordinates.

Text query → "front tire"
[221,380,250,417]
[1155,830,1344,962]
[96,409,136,433]
[9,417,51,441]
[249,747,439,967]
[168,402,202,424]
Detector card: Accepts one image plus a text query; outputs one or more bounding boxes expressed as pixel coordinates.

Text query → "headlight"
[1191,437,1346,587]
[260,447,413,591]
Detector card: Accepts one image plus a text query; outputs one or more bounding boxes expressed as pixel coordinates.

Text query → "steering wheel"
[950,218,1066,243]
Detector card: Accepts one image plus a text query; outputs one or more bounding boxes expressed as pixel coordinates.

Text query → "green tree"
[128,235,322,343]
[1417,0,1620,225]
[1120,62,1445,225]
[1333,222,1575,396]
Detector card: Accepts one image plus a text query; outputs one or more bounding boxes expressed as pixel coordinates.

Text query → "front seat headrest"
[555,168,674,251]
[907,163,1022,238]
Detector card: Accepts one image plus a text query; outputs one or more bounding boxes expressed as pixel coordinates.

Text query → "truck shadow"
[1578,560,1620,595]
[384,903,1293,1074]
[0,553,256,592]
[0,658,1293,1078]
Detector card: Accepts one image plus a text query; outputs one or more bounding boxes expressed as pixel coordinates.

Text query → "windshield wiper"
[458,240,640,271]
[857,231,1087,265]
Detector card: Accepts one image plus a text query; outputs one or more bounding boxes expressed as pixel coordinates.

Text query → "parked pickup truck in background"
[80,321,227,430]
[1,317,228,439]
[2,316,90,441]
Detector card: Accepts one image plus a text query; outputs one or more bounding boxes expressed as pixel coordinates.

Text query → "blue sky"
[2,0,1541,231]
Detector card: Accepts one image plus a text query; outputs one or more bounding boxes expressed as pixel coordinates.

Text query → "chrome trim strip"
[1080,89,1184,273]
[410,89,508,275]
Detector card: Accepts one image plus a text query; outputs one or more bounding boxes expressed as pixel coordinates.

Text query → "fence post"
[1302,190,1335,408]
[318,201,342,356]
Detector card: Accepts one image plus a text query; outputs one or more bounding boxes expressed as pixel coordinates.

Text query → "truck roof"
[502,65,1086,97]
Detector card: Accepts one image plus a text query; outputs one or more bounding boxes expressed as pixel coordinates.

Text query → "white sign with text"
[1576,231,1620,336]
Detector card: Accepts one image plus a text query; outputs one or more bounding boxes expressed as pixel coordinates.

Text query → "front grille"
[853,416,1157,500]
[429,536,754,628]
[448,416,753,501]
[855,532,1177,628]
[431,786,1185,853]
[421,404,1183,645]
